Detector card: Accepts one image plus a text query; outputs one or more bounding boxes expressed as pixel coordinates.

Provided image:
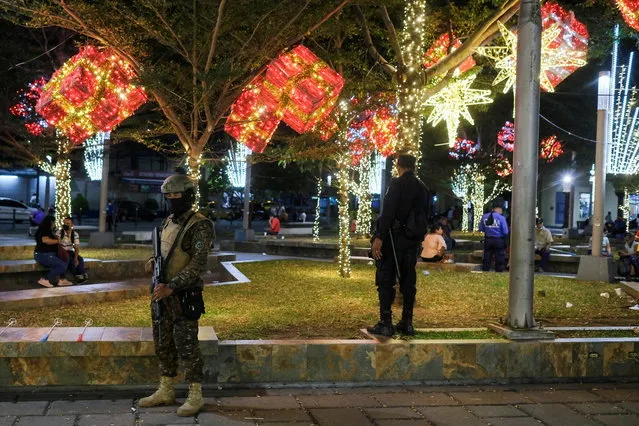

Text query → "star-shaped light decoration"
[476,21,587,93]
[424,73,493,147]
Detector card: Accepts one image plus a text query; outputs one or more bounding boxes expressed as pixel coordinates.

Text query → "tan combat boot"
[176,383,204,417]
[138,376,175,407]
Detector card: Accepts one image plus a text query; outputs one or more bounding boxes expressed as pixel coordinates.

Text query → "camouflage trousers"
[151,296,203,383]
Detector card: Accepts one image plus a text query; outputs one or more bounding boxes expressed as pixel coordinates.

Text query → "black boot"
[396,311,415,336]
[367,310,394,337]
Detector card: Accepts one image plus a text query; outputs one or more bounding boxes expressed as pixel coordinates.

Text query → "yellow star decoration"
[476,21,587,93]
[424,73,493,147]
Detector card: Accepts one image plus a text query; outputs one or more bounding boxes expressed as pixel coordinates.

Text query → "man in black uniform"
[369,154,428,337]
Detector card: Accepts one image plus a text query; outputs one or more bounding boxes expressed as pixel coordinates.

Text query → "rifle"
[151,227,164,323]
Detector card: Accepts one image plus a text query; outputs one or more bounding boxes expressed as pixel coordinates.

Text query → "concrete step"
[349,256,482,272]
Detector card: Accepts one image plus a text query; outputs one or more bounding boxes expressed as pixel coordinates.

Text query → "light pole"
[577,71,614,282]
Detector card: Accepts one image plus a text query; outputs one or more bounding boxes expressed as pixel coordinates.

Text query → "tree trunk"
[54,158,72,228]
[337,151,351,278]
[356,155,372,238]
[186,150,203,208]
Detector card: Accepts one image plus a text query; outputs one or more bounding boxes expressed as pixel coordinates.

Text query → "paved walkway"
[0,383,638,425]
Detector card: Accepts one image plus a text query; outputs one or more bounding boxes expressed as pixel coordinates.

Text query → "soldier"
[139,174,214,417]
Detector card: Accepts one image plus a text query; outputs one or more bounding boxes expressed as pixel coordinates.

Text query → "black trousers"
[375,233,419,318]
[482,237,506,272]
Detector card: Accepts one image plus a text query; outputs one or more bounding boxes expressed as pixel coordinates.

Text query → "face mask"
[63,225,70,231]
[169,197,191,219]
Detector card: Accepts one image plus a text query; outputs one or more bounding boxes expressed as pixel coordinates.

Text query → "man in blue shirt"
[478,201,509,272]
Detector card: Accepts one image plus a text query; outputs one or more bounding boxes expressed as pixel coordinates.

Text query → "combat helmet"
[161,174,196,194]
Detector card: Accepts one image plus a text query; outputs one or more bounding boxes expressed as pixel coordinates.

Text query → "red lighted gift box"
[424,32,476,75]
[36,46,146,143]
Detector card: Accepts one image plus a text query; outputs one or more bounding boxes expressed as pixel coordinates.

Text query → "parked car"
[0,198,33,223]
[114,200,157,222]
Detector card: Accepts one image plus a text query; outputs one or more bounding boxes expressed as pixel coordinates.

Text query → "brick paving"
[0,383,638,425]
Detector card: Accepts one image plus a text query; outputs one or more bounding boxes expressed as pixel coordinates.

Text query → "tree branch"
[205,0,227,72]
[354,5,397,76]
[379,5,403,67]
[424,0,520,80]
[140,0,191,60]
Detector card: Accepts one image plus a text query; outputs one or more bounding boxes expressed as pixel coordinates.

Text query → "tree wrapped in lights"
[336,147,352,278]
[539,135,564,163]
[354,154,373,237]
[36,46,147,144]
[39,135,73,227]
[616,0,639,32]
[449,138,478,160]
[497,121,515,152]
[452,163,510,232]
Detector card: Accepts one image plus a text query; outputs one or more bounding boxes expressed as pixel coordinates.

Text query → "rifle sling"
[161,211,196,283]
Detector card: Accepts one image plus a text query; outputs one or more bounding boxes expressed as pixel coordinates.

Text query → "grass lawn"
[0,248,152,261]
[0,260,637,340]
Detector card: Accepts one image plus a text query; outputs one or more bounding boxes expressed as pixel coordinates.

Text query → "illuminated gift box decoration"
[497,121,515,152]
[616,0,639,32]
[424,32,476,75]
[493,154,513,177]
[539,135,564,162]
[345,96,398,164]
[225,45,344,152]
[36,45,147,143]
[541,2,589,90]
[224,76,281,153]
[449,138,478,159]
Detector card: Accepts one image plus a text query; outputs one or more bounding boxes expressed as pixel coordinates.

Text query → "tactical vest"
[160,212,208,282]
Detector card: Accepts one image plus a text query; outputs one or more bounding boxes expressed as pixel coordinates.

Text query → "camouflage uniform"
[153,210,214,383]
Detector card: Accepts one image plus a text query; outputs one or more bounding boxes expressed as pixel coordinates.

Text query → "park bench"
[263,222,313,236]
[349,256,482,272]
[470,249,581,274]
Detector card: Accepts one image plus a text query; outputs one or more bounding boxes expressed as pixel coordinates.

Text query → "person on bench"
[57,216,88,284]
[420,223,452,263]
[267,213,280,236]
[33,215,72,288]
[534,218,553,272]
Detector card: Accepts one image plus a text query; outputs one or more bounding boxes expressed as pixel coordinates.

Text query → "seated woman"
[33,215,72,288]
[420,223,452,263]
[588,231,612,256]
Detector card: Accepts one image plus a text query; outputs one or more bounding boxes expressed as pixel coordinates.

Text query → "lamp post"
[577,71,614,282]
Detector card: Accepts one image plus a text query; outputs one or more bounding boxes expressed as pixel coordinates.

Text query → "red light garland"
[225,45,344,152]
[497,121,515,152]
[424,32,476,74]
[10,77,50,136]
[539,135,564,162]
[36,46,147,144]
[616,0,639,32]
[449,138,478,160]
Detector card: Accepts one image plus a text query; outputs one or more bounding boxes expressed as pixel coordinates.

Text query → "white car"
[0,198,33,223]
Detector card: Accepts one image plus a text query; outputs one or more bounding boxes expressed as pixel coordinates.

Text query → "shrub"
[71,194,89,216]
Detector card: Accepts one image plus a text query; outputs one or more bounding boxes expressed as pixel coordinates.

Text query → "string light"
[539,135,564,162]
[616,0,639,32]
[187,153,203,208]
[83,132,107,180]
[39,133,73,227]
[424,32,476,76]
[226,142,251,188]
[36,46,147,143]
[354,154,372,237]
[337,149,351,278]
[313,176,321,241]
[449,138,478,159]
[424,73,493,147]
[607,36,639,175]
[396,0,427,158]
[9,77,50,136]
[476,16,587,94]
[225,45,344,152]
[493,154,513,177]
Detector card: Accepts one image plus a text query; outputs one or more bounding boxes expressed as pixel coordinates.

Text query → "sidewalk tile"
[252,409,312,422]
[48,399,133,415]
[619,402,639,414]
[298,394,379,408]
[569,402,628,414]
[137,412,195,424]
[417,406,486,426]
[481,418,541,426]
[518,403,600,426]
[77,413,134,426]
[593,414,639,426]
[0,416,16,426]
[335,387,407,394]
[11,416,75,426]
[374,421,430,426]
[592,389,639,402]
[197,412,254,425]
[135,404,180,413]
[449,391,530,405]
[266,388,334,396]
[467,405,527,417]
[371,392,457,407]
[363,407,422,419]
[218,396,299,410]
[522,390,603,403]
[309,408,372,425]
[0,401,48,416]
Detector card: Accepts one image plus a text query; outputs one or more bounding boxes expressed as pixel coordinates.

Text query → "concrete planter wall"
[1,327,638,387]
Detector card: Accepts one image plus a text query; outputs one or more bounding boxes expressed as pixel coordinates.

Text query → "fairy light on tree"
[39,133,73,227]
[355,154,373,237]
[187,153,203,209]
[337,147,351,278]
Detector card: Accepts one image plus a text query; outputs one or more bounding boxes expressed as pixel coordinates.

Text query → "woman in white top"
[589,231,612,256]
[421,223,448,262]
